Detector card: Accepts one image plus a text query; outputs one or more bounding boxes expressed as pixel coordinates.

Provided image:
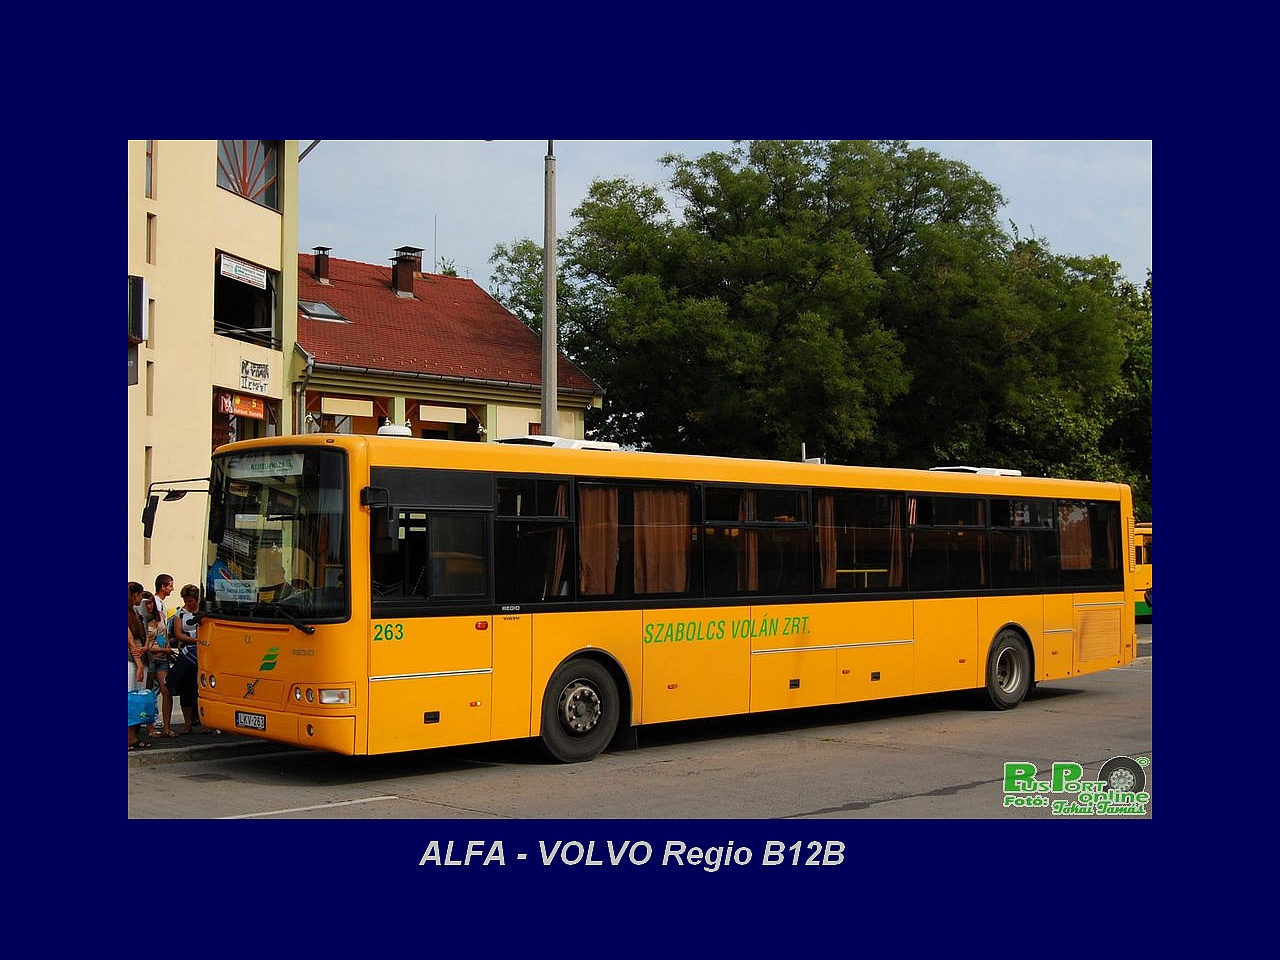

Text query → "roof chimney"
[313,246,331,284]
[391,246,423,298]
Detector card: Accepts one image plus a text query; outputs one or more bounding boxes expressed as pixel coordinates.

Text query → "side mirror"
[361,486,399,553]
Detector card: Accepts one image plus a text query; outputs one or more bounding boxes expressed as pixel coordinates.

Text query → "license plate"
[235,711,266,730]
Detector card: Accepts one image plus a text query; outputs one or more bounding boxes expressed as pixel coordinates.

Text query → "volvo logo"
[244,678,260,698]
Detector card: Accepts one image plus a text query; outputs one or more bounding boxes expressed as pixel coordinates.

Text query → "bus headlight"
[306,688,315,702]
[208,675,217,689]
[293,686,302,701]
[319,689,351,705]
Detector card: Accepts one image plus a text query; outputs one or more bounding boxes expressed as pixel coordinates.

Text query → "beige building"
[127,140,300,588]
[128,141,603,593]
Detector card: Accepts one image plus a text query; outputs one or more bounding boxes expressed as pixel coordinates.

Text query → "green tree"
[558,141,919,459]
[489,239,547,332]
[487,140,1150,509]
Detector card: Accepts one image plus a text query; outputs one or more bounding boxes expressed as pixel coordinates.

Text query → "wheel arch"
[534,647,634,741]
[988,621,1035,678]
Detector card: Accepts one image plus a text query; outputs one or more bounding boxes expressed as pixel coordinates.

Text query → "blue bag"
[128,687,159,726]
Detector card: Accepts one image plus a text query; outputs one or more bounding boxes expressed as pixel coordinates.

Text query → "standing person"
[128,582,151,751]
[153,574,175,625]
[169,584,205,735]
[140,590,176,737]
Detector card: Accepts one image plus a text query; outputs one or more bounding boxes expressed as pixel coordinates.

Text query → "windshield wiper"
[265,602,317,635]
[192,603,317,635]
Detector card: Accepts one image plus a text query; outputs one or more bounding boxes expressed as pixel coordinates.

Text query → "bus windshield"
[205,446,349,623]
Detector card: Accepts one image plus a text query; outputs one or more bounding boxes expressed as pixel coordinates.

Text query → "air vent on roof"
[497,435,620,450]
[929,465,1022,476]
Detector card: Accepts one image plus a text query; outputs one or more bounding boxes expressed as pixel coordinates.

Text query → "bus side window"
[495,477,572,604]
[428,514,488,597]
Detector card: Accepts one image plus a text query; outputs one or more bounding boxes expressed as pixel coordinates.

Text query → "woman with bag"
[167,584,205,735]
[128,582,152,751]
[140,590,176,738]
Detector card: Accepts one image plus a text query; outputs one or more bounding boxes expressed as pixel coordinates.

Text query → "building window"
[146,214,156,264]
[216,140,280,211]
[145,140,155,198]
[299,299,349,323]
[214,252,277,348]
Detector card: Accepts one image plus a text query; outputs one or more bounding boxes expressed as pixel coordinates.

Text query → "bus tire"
[982,629,1031,710]
[539,657,620,763]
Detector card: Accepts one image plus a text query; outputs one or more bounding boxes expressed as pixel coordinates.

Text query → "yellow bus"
[1133,521,1151,618]
[184,435,1138,762]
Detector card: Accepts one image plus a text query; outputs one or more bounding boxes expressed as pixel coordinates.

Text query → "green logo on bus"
[258,647,280,672]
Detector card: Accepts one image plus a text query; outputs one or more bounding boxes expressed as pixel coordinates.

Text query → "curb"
[129,739,299,768]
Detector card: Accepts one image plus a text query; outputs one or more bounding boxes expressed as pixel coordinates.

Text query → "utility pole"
[541,140,557,437]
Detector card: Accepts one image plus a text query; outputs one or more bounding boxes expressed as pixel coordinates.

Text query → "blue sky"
[296,140,1152,293]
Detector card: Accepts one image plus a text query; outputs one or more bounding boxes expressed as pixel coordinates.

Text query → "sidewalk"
[128,699,296,767]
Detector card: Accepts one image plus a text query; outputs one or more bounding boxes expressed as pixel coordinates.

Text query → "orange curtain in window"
[634,488,690,594]
[1010,531,1033,572]
[545,485,569,599]
[889,498,904,587]
[1059,503,1092,570]
[817,494,837,589]
[737,491,758,592]
[578,486,619,596]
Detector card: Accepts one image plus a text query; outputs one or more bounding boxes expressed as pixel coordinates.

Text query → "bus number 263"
[373,623,405,642]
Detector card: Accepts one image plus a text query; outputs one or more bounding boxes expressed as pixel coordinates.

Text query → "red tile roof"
[297,253,601,395]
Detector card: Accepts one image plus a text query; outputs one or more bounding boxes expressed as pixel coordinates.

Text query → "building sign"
[218,392,266,420]
[240,359,270,394]
[220,253,268,290]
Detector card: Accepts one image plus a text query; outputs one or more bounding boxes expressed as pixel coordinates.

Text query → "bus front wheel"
[539,658,620,763]
[982,630,1031,710]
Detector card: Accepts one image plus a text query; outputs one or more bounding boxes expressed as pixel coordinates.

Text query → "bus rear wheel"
[539,658,620,763]
[982,629,1031,710]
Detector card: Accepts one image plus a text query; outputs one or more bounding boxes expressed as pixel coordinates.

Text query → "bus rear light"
[475,621,488,630]
[320,689,350,705]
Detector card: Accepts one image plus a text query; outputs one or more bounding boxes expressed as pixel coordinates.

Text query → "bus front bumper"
[200,699,357,755]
